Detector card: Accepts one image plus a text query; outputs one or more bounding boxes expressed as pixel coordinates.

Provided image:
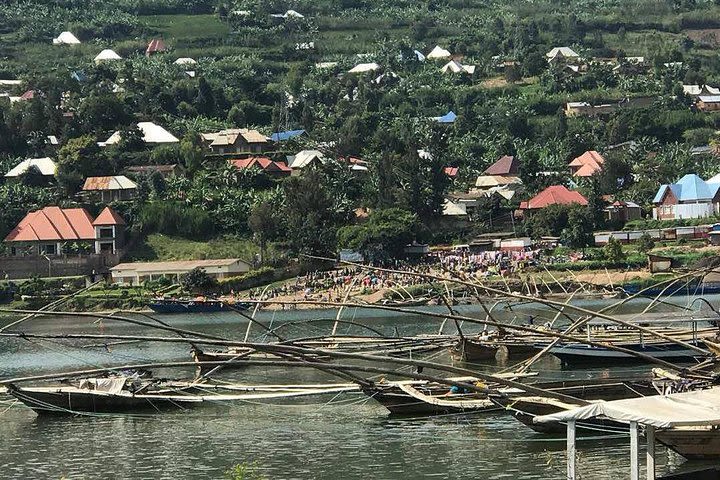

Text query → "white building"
[110,259,252,285]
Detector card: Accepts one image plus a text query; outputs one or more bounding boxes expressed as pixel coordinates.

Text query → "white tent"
[53,31,81,45]
[535,387,720,429]
[102,122,179,146]
[427,45,451,60]
[5,158,57,178]
[94,49,122,63]
[174,57,197,65]
[348,62,380,74]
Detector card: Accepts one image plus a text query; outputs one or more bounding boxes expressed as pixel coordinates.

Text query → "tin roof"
[82,175,137,191]
[520,185,588,209]
[4,207,96,242]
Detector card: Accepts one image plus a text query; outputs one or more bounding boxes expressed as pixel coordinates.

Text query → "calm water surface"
[0,300,715,479]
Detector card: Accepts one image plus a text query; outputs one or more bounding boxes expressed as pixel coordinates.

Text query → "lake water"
[0,300,716,479]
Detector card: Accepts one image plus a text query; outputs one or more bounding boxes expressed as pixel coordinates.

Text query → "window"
[98,227,114,239]
[42,244,56,255]
[99,242,114,254]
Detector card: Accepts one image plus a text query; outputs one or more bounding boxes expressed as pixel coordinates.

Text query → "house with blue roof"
[652,174,720,220]
[270,129,306,142]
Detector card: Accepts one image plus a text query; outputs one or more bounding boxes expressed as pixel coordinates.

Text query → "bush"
[138,202,215,240]
[216,267,275,293]
[180,267,217,292]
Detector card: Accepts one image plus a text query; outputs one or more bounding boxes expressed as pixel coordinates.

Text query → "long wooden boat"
[364,376,652,416]
[490,379,658,433]
[147,298,249,314]
[655,428,720,460]
[7,377,360,415]
[538,340,710,366]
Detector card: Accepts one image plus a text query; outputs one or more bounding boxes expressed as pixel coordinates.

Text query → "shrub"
[138,202,215,240]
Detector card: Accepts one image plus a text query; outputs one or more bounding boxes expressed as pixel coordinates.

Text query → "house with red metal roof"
[4,206,125,256]
[146,39,167,56]
[230,157,291,176]
[519,185,588,212]
[484,155,519,176]
[569,150,605,177]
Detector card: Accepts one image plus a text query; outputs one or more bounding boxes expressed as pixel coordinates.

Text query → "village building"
[569,150,605,177]
[426,45,452,60]
[433,111,457,123]
[174,57,196,66]
[473,155,523,199]
[53,31,80,45]
[546,47,580,63]
[4,157,57,181]
[201,128,269,155]
[94,49,122,64]
[697,95,720,112]
[682,84,720,97]
[605,200,642,223]
[4,206,125,256]
[110,258,252,285]
[270,129,305,142]
[146,39,167,56]
[441,60,475,74]
[126,164,183,179]
[287,149,325,172]
[230,157,291,176]
[652,173,720,220]
[348,63,381,74]
[518,185,588,215]
[101,122,179,147]
[82,175,138,202]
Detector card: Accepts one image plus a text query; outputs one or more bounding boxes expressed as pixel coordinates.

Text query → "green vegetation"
[127,234,267,262]
[2,0,720,271]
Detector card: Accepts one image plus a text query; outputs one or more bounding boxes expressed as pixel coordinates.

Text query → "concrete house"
[653,174,720,220]
[4,206,125,256]
[473,155,523,199]
[201,128,269,155]
[110,258,251,285]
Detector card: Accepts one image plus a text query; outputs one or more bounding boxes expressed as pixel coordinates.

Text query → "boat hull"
[657,429,720,460]
[7,386,198,415]
[543,342,706,366]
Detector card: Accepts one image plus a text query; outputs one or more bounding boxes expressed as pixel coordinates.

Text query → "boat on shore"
[147,298,249,314]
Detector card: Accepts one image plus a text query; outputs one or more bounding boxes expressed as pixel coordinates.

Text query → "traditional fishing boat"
[364,376,650,416]
[147,298,250,314]
[6,375,361,415]
[622,281,720,297]
[537,340,710,366]
[491,378,658,433]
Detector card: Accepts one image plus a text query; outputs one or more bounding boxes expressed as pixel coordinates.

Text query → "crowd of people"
[243,247,544,306]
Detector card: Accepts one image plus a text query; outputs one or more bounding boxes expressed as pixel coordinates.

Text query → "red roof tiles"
[93,207,126,226]
[5,206,124,242]
[444,166,459,177]
[230,157,291,173]
[569,151,605,177]
[5,207,95,242]
[519,185,588,209]
[484,155,519,176]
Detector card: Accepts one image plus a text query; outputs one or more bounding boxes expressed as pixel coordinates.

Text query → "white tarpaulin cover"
[79,377,127,395]
[535,387,720,428]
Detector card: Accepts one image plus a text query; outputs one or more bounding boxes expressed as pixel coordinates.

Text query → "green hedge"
[216,267,277,293]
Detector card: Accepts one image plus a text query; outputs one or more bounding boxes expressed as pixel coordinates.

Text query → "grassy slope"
[126,233,267,262]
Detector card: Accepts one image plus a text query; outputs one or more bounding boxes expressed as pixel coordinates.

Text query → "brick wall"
[0,254,121,280]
